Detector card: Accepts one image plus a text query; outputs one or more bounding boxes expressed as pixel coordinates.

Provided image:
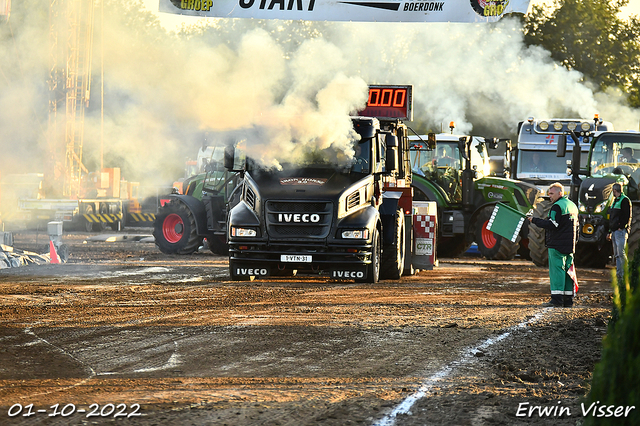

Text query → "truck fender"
[411,178,448,206]
[335,205,380,239]
[167,194,208,236]
[228,200,261,231]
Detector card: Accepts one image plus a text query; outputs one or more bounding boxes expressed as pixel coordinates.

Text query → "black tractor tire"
[627,204,640,259]
[153,200,202,255]
[474,205,519,260]
[360,229,381,284]
[529,199,552,267]
[206,235,228,256]
[575,242,611,269]
[437,236,471,258]
[381,209,405,279]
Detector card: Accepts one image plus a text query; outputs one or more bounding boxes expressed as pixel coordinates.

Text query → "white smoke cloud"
[1,0,639,196]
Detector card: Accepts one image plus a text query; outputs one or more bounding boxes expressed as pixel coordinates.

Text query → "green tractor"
[547,129,640,268]
[153,145,241,255]
[409,133,542,259]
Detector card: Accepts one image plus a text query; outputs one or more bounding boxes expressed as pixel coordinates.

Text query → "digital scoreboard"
[358,85,413,121]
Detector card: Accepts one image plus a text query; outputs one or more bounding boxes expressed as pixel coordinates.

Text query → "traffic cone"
[49,240,60,264]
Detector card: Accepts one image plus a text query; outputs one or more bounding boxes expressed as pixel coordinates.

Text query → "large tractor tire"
[528,199,552,267]
[575,242,611,269]
[474,205,519,260]
[381,209,405,279]
[153,200,203,255]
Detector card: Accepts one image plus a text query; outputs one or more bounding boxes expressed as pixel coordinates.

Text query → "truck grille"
[266,200,333,239]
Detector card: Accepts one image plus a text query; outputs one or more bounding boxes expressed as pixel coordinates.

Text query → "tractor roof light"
[567,122,577,131]
[553,122,563,131]
[581,122,591,131]
[539,121,549,131]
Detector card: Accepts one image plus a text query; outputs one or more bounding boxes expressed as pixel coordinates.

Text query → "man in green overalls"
[528,182,579,307]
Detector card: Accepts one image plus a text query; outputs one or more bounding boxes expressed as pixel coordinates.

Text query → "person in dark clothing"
[607,183,632,283]
[528,182,579,307]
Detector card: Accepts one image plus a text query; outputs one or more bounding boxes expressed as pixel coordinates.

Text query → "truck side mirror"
[224,145,245,171]
[557,134,567,157]
[427,133,436,150]
[385,133,399,172]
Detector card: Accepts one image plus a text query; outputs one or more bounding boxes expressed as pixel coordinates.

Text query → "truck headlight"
[231,227,257,237]
[341,229,369,239]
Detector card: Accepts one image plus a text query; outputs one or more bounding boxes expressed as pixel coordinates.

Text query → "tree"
[524,0,640,107]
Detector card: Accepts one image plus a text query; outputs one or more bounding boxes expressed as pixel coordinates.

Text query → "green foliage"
[584,248,640,425]
[524,0,640,108]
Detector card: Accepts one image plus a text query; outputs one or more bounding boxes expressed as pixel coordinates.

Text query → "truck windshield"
[517,150,587,178]
[590,134,640,180]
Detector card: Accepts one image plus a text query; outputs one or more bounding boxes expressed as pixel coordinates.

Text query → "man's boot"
[541,294,563,307]
[563,295,573,307]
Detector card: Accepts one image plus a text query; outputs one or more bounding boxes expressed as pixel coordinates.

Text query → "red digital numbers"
[358,85,412,120]
[367,88,407,108]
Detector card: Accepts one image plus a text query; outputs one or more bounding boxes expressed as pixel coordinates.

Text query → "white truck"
[511,116,614,266]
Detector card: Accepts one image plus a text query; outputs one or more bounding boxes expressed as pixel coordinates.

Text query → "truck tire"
[474,206,519,260]
[381,209,405,279]
[153,200,203,255]
[575,243,611,269]
[529,199,552,267]
[361,229,381,283]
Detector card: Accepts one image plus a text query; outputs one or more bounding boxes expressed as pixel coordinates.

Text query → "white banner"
[158,0,531,23]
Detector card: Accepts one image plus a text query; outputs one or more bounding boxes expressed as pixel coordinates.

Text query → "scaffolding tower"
[48,0,94,198]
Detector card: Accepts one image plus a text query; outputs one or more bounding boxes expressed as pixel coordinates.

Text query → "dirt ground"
[0,229,614,425]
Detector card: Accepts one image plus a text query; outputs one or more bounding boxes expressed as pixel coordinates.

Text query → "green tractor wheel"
[474,205,519,260]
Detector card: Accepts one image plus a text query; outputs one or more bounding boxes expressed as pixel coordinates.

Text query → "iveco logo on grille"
[278,213,321,223]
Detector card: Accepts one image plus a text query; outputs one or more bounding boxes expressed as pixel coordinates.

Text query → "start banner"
[158,0,531,23]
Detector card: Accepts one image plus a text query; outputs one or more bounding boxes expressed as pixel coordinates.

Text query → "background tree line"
[523,0,640,108]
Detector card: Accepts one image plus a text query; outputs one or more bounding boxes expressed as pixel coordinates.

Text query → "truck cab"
[225,116,414,283]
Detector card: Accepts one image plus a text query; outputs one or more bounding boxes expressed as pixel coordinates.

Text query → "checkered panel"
[414,215,436,239]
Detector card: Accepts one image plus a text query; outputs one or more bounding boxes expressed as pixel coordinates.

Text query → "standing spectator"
[528,182,579,307]
[607,183,632,283]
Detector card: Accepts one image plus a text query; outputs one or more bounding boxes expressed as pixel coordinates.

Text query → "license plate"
[281,255,312,262]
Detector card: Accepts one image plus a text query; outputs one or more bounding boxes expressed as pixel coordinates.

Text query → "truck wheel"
[474,206,519,260]
[82,205,95,232]
[529,199,552,267]
[361,229,381,283]
[92,204,108,232]
[153,200,202,255]
[206,235,228,256]
[575,242,611,269]
[381,209,405,279]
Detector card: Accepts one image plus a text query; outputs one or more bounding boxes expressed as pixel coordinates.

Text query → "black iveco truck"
[225,85,422,282]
